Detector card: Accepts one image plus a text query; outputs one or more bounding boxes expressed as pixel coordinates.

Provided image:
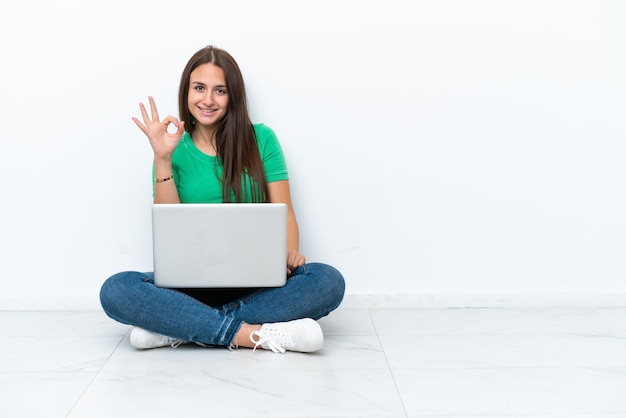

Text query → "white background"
[1,0,624,309]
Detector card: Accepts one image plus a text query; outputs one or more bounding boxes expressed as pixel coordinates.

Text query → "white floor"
[2,307,626,418]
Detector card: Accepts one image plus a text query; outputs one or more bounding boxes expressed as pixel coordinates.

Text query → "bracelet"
[154,174,173,183]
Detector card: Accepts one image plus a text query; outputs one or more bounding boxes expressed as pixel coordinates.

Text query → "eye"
[216,87,227,95]
[193,85,205,92]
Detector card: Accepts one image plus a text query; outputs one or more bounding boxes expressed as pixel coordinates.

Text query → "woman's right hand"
[132,96,185,159]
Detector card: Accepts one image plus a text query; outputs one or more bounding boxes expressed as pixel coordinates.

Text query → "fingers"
[139,101,150,124]
[132,97,183,135]
[131,100,152,134]
[161,115,180,127]
[134,97,161,126]
[286,250,306,273]
[131,116,148,134]
[148,96,160,123]
[176,120,186,136]
[160,115,184,139]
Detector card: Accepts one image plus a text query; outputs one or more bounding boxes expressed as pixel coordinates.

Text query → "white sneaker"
[249,318,324,354]
[129,327,187,349]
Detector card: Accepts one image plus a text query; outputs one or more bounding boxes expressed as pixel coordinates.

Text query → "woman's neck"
[192,126,217,156]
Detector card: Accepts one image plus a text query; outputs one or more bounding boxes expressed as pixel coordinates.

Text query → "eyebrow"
[191,81,227,89]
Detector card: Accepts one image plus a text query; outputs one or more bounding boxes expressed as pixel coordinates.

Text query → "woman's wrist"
[154,174,173,183]
[153,157,174,184]
[153,157,173,171]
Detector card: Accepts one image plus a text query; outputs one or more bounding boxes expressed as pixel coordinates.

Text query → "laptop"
[152,203,288,288]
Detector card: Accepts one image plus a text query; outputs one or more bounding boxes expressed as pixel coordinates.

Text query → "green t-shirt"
[166,124,288,203]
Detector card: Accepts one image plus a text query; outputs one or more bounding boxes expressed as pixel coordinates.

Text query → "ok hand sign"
[132,96,185,159]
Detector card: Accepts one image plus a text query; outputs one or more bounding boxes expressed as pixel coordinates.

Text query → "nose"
[202,90,215,105]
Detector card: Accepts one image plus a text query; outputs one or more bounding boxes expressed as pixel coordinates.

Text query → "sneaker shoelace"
[160,335,185,348]
[250,327,294,354]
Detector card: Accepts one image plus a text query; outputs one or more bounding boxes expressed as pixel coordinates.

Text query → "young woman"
[99,46,345,353]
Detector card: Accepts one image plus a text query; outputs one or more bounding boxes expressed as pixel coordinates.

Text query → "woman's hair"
[178,46,268,203]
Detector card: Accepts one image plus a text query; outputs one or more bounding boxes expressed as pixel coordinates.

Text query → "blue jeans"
[99,262,345,347]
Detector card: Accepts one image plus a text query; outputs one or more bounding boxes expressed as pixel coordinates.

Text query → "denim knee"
[309,262,346,313]
[99,271,143,323]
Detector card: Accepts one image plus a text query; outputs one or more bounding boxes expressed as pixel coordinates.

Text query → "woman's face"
[187,63,229,128]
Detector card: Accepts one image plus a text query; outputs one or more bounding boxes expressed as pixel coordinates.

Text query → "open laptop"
[152,203,288,288]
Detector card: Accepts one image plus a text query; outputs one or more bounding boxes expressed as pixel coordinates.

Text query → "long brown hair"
[178,46,268,203]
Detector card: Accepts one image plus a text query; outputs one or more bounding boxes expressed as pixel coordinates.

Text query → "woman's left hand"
[286,250,306,275]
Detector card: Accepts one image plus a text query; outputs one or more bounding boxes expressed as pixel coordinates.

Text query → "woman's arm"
[267,180,306,273]
[132,96,184,204]
[153,157,181,204]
